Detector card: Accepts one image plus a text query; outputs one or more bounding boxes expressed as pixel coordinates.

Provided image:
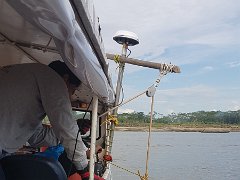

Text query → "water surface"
[111,132,240,180]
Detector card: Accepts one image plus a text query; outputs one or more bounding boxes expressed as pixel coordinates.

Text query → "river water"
[110,131,240,180]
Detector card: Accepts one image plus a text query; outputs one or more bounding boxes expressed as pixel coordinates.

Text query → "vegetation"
[117,110,240,127]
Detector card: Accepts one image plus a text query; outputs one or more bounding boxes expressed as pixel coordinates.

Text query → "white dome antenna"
[113,30,139,46]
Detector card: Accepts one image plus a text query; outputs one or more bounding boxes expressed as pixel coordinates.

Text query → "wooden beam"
[106,53,181,73]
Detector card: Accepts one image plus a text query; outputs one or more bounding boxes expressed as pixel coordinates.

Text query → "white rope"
[102,71,170,179]
[99,90,147,118]
[144,96,155,180]
[99,70,168,118]
[154,70,167,88]
[159,63,175,73]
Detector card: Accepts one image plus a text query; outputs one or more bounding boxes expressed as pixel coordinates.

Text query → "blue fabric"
[36,144,64,160]
[2,150,8,154]
[0,150,8,159]
[0,163,6,180]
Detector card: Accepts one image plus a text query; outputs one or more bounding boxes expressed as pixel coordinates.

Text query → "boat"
[0,0,180,180]
[201,128,230,133]
[0,0,115,179]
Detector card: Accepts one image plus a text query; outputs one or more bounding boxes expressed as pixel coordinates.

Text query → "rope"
[100,114,119,126]
[113,54,125,71]
[103,73,167,179]
[159,63,175,73]
[106,96,155,180]
[154,70,167,88]
[100,71,168,119]
[43,37,52,52]
[113,54,120,64]
[110,162,147,180]
[110,162,139,176]
[144,96,155,180]
[99,90,147,118]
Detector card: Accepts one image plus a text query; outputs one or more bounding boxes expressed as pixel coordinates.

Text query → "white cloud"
[195,66,214,74]
[114,85,217,114]
[112,84,240,115]
[187,30,240,46]
[94,0,240,59]
[166,109,175,115]
[92,0,240,115]
[227,61,240,68]
[202,66,214,71]
[156,85,216,97]
[93,0,240,85]
[227,100,240,111]
[118,108,135,114]
[232,106,240,111]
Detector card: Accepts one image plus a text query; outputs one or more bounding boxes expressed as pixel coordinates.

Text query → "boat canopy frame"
[0,0,115,104]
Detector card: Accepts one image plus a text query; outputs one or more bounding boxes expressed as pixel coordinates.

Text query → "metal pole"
[89,95,98,180]
[107,43,128,154]
[114,43,127,113]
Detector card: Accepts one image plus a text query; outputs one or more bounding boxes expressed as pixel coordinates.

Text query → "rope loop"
[100,114,119,126]
[113,54,121,64]
[138,171,148,180]
[110,162,147,179]
[108,114,119,126]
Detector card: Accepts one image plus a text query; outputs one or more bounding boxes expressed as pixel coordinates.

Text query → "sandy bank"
[115,126,240,133]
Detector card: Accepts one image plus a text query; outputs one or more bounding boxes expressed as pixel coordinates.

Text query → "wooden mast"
[106,53,181,73]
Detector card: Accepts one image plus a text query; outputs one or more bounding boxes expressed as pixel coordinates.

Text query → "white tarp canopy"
[6,0,115,104]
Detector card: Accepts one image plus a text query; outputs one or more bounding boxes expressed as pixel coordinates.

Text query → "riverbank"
[115,125,240,133]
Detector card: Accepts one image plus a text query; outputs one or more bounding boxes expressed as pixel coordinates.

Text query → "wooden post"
[106,53,181,73]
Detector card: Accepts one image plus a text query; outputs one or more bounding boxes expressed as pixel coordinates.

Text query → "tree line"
[117,110,240,126]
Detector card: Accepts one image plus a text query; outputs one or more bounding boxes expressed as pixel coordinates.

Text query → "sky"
[93,0,240,115]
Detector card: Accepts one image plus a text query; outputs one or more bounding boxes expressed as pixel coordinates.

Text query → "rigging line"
[98,90,147,118]
[68,128,81,177]
[116,85,124,107]
[98,70,167,118]
[127,48,131,57]
[43,37,53,52]
[68,98,93,177]
[154,70,167,88]
[99,71,168,119]
[145,96,154,179]
[110,162,149,180]
[0,32,41,63]
[110,162,142,177]
[107,98,156,180]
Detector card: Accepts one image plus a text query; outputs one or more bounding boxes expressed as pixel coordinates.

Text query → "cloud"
[227,61,240,68]
[94,0,240,81]
[232,105,240,111]
[94,0,240,55]
[202,66,214,71]
[156,85,216,97]
[118,108,135,114]
[227,100,240,111]
[115,85,217,114]
[93,0,240,115]
[195,66,214,74]
[113,84,240,115]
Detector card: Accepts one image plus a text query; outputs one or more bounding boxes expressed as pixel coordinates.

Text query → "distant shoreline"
[115,126,240,133]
